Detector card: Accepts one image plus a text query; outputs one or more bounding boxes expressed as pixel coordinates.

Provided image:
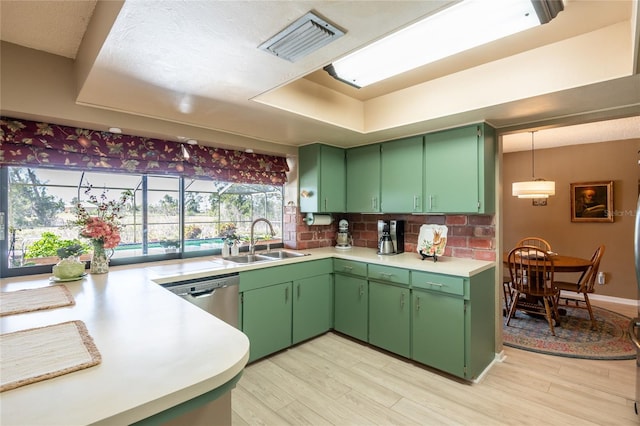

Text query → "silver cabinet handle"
[415,296,421,311]
[400,292,405,308]
[426,281,443,287]
[343,265,353,271]
[359,283,364,297]
[297,283,301,299]
[380,272,393,280]
[628,318,640,350]
[372,197,378,210]
[429,195,433,210]
[285,286,289,302]
[324,198,328,211]
[413,195,420,211]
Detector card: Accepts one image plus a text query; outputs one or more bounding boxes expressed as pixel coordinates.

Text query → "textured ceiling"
[0,0,638,153]
[0,0,97,59]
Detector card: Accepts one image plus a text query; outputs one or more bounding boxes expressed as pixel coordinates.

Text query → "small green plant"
[185,225,202,239]
[56,243,86,258]
[159,239,180,248]
[24,232,89,259]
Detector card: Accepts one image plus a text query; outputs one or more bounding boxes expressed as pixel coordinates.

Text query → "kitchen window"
[0,166,283,277]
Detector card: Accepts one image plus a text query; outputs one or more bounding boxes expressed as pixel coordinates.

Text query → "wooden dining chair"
[503,237,552,314]
[516,237,552,252]
[555,245,606,329]
[505,246,561,335]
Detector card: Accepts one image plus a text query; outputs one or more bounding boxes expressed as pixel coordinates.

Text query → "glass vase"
[90,240,110,274]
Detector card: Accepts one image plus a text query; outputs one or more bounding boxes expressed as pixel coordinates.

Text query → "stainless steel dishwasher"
[161,273,239,328]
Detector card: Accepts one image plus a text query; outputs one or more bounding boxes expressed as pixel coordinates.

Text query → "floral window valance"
[0,117,289,185]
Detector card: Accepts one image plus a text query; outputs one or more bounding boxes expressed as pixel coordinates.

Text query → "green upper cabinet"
[424,123,495,214]
[344,122,494,214]
[381,136,424,213]
[299,143,346,213]
[346,144,381,213]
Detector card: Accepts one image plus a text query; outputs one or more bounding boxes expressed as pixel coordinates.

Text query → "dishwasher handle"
[189,288,216,298]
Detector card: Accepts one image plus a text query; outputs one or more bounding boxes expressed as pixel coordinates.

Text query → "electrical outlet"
[597,271,606,285]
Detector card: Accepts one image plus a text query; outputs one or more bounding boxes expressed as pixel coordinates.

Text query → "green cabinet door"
[411,288,465,377]
[381,136,423,213]
[299,144,346,213]
[334,274,368,341]
[346,144,380,213]
[424,123,495,213]
[369,281,410,358]
[242,282,292,363]
[292,274,333,344]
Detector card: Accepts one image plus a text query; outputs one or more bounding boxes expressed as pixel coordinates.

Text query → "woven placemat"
[0,285,75,317]
[1,320,102,392]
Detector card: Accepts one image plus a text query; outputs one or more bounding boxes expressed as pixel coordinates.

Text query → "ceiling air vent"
[259,12,345,62]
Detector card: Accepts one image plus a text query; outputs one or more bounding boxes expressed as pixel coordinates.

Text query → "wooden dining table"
[502,252,593,323]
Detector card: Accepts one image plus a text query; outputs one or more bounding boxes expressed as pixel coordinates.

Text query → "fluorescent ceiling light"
[328,0,558,88]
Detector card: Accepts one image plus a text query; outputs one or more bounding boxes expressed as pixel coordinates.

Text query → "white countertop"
[0,247,493,425]
[309,246,494,277]
[0,265,250,426]
[146,246,494,284]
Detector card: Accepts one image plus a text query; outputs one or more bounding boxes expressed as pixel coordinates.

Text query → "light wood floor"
[232,300,638,425]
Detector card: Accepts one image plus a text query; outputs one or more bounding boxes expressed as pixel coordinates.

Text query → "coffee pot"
[378,233,395,254]
[377,219,405,255]
[378,228,394,255]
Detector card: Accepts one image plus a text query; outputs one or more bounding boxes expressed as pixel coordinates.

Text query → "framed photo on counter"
[570,181,614,223]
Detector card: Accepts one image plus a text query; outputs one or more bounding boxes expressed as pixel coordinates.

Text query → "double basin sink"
[223,250,309,264]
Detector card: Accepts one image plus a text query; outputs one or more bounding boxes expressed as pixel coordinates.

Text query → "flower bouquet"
[71,185,132,273]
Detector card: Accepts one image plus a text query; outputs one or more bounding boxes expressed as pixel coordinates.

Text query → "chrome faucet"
[249,218,276,254]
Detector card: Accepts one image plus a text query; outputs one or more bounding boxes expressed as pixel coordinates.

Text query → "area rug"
[0,320,102,392]
[0,285,75,317]
[503,305,635,360]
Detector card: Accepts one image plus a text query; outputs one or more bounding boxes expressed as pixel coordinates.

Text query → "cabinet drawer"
[411,271,466,296]
[333,259,367,277]
[240,259,332,291]
[368,264,409,286]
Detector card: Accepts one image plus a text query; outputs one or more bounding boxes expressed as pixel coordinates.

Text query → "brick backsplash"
[288,207,496,261]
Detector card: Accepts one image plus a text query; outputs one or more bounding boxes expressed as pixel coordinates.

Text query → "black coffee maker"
[377,220,404,255]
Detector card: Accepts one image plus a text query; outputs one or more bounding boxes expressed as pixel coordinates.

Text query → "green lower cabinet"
[241,258,494,380]
[334,273,368,342]
[242,282,292,363]
[411,288,465,378]
[292,274,333,345]
[368,281,411,358]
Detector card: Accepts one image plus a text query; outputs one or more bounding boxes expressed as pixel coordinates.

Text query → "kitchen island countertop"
[0,265,249,426]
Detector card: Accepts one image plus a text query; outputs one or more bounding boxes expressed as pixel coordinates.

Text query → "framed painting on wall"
[570,181,614,223]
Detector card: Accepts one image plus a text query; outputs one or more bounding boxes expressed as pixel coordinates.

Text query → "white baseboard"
[589,294,638,306]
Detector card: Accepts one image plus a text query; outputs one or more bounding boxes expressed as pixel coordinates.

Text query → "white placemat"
[1,320,101,392]
[0,285,75,317]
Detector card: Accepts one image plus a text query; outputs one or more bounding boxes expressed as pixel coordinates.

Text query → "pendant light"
[512,131,555,198]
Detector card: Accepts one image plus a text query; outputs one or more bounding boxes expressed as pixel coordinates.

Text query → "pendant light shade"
[512,131,556,198]
[512,179,556,198]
